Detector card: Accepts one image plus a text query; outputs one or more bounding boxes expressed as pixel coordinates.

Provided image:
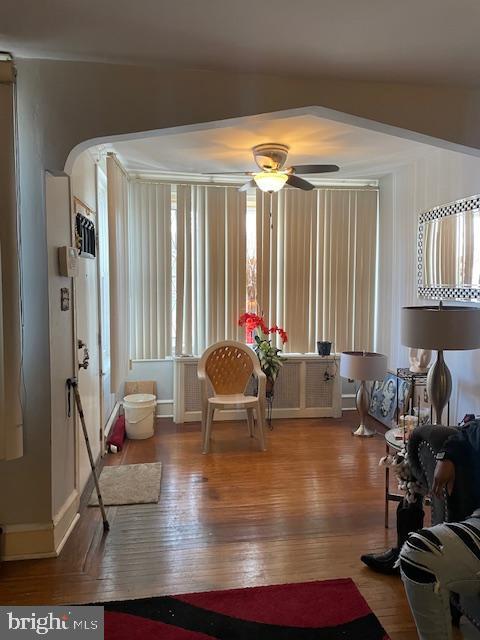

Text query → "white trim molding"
[156,399,173,418]
[128,170,379,189]
[1,490,80,561]
[104,401,121,440]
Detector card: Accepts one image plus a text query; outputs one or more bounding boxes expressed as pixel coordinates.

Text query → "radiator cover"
[174,354,341,423]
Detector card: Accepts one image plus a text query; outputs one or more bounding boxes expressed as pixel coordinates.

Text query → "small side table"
[384,427,406,528]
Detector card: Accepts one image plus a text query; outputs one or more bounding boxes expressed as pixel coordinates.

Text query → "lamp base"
[427,350,452,425]
[353,380,376,437]
[352,423,376,437]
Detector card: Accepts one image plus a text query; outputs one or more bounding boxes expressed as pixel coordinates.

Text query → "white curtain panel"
[176,185,246,355]
[128,181,172,359]
[106,154,130,394]
[0,60,23,460]
[256,188,378,354]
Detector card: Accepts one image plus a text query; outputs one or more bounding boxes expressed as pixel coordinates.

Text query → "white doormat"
[88,462,162,506]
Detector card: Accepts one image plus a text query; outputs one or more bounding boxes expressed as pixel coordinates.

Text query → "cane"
[67,377,110,532]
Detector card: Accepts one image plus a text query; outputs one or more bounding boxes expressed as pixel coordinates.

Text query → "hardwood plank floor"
[0,413,451,638]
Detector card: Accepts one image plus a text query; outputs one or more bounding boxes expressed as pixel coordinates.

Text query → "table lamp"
[401,303,480,424]
[340,351,388,437]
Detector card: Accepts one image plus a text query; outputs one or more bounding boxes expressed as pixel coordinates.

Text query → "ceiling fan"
[207,143,339,193]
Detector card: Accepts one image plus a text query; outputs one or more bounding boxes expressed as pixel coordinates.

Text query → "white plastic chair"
[198,341,267,453]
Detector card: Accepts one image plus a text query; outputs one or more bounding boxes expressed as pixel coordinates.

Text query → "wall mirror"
[418,194,480,302]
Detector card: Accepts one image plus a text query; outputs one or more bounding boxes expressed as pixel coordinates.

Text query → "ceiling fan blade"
[238,179,256,192]
[290,164,340,174]
[286,175,314,191]
[201,171,253,175]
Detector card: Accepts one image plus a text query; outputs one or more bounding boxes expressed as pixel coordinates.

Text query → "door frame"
[95,162,115,446]
[71,192,102,488]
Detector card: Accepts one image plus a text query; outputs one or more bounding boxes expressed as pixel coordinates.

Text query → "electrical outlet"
[61,287,70,311]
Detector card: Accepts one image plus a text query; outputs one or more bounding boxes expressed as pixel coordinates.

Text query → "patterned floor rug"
[102,578,390,639]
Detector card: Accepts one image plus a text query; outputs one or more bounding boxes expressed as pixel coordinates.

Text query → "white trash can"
[123,393,156,439]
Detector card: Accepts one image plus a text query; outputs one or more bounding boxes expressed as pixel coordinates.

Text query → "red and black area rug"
[103,578,390,639]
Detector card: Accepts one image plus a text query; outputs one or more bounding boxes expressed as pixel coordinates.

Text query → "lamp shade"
[340,351,388,381]
[253,171,288,192]
[401,306,480,351]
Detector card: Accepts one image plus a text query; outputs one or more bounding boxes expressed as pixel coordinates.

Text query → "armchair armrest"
[408,425,458,481]
[255,369,267,401]
[408,425,476,524]
[197,370,209,403]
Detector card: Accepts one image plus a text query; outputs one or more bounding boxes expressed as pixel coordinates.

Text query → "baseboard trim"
[1,490,80,561]
[156,400,173,418]
[120,398,173,419]
[104,401,121,439]
[54,513,80,557]
[53,489,80,551]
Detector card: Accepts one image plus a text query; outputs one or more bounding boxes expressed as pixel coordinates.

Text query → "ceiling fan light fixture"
[253,171,288,193]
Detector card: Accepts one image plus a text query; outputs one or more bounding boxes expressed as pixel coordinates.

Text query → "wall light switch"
[61,287,70,311]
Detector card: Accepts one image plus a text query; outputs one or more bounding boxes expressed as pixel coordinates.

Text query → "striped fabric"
[400,517,480,585]
[400,514,480,639]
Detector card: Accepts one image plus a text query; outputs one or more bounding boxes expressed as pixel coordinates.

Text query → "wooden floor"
[0,414,430,637]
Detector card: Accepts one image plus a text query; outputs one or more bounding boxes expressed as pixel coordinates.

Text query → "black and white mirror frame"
[417,194,480,302]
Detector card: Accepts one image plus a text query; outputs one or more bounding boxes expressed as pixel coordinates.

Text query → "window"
[128,182,378,358]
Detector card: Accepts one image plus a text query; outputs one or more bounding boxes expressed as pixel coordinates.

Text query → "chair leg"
[247,408,255,437]
[255,401,267,451]
[201,400,208,442]
[202,404,215,454]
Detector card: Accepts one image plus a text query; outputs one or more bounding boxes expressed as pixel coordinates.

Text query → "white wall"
[0,68,52,526]
[377,148,480,422]
[126,360,174,416]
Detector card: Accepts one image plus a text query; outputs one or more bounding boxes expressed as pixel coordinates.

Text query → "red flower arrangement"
[238,313,288,344]
[269,323,288,345]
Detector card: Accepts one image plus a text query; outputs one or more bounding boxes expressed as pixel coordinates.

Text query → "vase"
[317,340,332,356]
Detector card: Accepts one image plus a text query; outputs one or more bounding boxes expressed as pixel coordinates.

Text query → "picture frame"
[410,379,431,426]
[368,372,412,429]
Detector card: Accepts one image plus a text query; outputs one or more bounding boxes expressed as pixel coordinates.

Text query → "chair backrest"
[199,341,260,395]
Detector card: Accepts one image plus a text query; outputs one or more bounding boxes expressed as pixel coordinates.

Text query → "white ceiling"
[104,112,436,180]
[2,0,480,86]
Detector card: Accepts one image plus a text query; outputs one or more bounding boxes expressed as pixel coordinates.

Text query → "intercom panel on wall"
[58,245,79,277]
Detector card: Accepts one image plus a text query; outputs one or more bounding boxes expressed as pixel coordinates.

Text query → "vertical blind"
[107,154,130,393]
[128,181,172,359]
[175,185,246,355]
[0,59,23,460]
[126,182,378,359]
[256,188,378,353]
[318,189,378,353]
